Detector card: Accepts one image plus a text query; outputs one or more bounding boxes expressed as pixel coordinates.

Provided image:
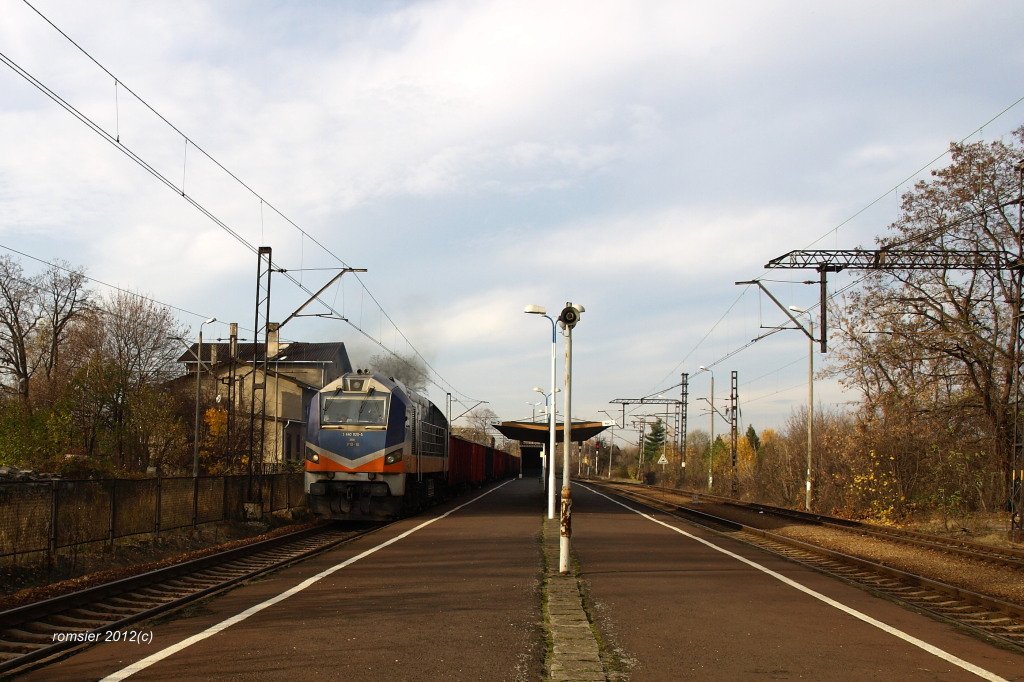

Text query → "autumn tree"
[830,127,1024,512]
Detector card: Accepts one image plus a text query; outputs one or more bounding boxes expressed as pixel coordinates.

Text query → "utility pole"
[730,370,738,497]
[558,303,584,575]
[680,372,689,462]
[701,367,714,490]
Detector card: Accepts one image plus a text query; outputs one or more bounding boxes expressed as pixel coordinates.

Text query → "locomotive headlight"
[306,448,320,464]
[384,450,402,465]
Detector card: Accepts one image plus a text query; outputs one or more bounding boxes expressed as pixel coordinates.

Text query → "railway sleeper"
[106,596,164,609]
[164,578,209,589]
[90,602,140,616]
[201,569,247,579]
[48,613,111,629]
[140,584,187,595]
[0,649,33,662]
[0,637,47,652]
[1,627,54,643]
[911,594,948,603]
[70,607,121,622]
[933,604,984,614]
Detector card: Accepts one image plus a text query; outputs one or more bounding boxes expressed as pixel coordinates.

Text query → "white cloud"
[498,204,836,279]
[1,0,1022,434]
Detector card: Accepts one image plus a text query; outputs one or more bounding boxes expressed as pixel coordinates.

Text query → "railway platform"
[13,477,1024,681]
[20,478,546,681]
[568,482,1024,681]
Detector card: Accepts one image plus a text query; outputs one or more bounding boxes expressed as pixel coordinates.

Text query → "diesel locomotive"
[304,369,517,519]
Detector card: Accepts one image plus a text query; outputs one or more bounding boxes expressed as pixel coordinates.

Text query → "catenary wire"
[0,44,477,403]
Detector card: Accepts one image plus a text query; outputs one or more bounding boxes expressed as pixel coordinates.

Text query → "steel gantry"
[764,247,1024,539]
[610,396,684,453]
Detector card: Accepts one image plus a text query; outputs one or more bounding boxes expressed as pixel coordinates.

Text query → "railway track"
[590,480,1024,653]
[0,522,382,677]
[640,482,1024,570]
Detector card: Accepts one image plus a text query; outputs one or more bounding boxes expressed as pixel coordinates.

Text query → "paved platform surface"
[542,519,605,681]
[24,478,546,681]
[570,482,1024,681]
[17,478,1024,681]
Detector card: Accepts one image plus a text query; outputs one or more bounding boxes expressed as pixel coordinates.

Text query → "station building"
[176,324,351,467]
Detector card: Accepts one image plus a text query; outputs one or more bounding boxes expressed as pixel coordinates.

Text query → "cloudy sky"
[1,0,1022,446]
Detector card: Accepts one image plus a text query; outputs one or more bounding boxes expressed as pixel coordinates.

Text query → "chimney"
[267,322,280,359]
[229,323,238,359]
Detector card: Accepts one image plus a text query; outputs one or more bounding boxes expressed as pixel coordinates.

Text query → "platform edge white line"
[581,484,1007,682]
[99,479,515,681]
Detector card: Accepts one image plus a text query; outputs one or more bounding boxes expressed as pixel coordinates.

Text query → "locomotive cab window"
[321,395,389,425]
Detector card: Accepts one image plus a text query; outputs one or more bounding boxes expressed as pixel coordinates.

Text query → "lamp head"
[523,305,546,315]
[788,306,807,314]
[204,317,217,325]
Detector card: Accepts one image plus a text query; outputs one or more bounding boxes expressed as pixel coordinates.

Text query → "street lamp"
[699,366,714,490]
[557,302,584,575]
[599,410,617,480]
[789,306,814,511]
[193,317,217,477]
[526,399,543,422]
[525,305,557,520]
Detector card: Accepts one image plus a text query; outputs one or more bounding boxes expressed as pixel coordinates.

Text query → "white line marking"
[100,480,515,681]
[581,484,1007,682]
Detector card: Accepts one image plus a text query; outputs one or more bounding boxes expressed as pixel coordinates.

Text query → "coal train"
[304,369,517,519]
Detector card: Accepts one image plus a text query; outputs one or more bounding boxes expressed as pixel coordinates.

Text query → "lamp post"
[699,366,714,490]
[194,317,217,477]
[557,302,584,575]
[599,409,616,480]
[526,400,542,422]
[533,386,560,490]
[525,305,557,520]
[789,306,814,511]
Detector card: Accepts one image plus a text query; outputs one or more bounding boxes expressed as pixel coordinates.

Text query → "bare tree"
[98,291,185,469]
[453,406,499,445]
[40,261,88,382]
[0,256,42,403]
[0,256,88,405]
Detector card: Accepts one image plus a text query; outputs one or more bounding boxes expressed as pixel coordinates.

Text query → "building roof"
[176,341,350,367]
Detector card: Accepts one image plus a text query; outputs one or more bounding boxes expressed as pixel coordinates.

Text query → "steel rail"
[614,480,1024,568]
[592,481,1024,653]
[0,522,383,676]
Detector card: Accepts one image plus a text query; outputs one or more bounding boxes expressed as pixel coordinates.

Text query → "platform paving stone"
[543,518,607,681]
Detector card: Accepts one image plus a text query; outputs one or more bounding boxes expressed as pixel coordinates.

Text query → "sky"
[1,0,1023,449]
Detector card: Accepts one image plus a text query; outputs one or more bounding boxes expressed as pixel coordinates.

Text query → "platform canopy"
[493,420,609,444]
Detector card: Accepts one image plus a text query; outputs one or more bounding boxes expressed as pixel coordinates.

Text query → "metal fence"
[0,473,305,562]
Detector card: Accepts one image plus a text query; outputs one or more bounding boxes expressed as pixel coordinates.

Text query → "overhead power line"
[3,3,478,403]
[646,98,1024,404]
[0,240,213,322]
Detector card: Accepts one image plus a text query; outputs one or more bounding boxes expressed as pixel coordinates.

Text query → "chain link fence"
[0,473,305,562]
